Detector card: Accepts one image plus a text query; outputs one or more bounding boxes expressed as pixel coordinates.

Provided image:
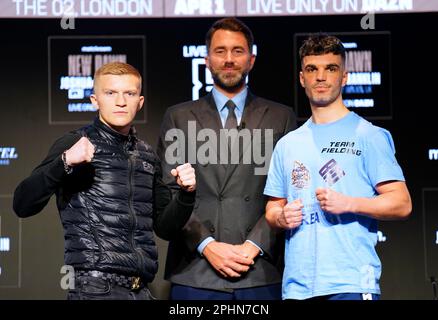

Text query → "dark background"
[0,13,437,299]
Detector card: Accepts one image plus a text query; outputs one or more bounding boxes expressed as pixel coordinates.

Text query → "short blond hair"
[93,62,142,91]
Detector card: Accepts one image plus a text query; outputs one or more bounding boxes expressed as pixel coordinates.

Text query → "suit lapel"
[220,92,268,193]
[190,94,226,177]
[190,94,222,133]
[241,92,268,131]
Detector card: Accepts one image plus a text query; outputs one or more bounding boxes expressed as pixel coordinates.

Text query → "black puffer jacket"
[62,119,158,281]
[14,118,196,283]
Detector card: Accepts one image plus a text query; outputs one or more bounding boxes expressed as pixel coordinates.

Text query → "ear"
[137,96,145,111]
[205,55,210,70]
[90,94,100,110]
[299,71,305,88]
[248,53,256,71]
[341,70,348,87]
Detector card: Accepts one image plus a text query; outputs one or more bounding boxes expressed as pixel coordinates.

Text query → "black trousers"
[67,275,155,300]
[170,283,282,300]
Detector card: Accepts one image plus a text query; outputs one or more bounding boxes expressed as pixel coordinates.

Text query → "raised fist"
[277,199,304,229]
[171,163,196,192]
[65,137,95,167]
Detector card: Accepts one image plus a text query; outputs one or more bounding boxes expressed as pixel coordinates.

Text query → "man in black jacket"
[13,62,196,300]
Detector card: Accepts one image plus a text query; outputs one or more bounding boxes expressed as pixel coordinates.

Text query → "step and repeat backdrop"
[0,1,437,299]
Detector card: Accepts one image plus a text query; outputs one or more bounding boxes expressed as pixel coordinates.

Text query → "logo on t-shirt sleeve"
[319,159,345,186]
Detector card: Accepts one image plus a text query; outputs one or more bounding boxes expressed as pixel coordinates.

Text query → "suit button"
[219,195,224,201]
[244,195,250,201]
[210,227,215,233]
[246,227,252,233]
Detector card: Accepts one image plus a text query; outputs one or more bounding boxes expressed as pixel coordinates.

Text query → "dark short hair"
[299,33,345,65]
[205,17,254,54]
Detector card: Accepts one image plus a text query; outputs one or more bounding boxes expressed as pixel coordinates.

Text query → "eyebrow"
[213,45,246,50]
[304,63,340,69]
[103,88,138,92]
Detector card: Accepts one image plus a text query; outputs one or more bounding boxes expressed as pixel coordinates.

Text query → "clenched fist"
[315,187,352,214]
[171,163,196,192]
[65,137,95,166]
[277,199,304,229]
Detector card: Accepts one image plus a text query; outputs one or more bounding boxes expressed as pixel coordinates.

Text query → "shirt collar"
[212,86,248,113]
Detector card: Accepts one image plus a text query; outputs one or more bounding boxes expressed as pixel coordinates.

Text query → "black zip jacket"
[13,117,195,282]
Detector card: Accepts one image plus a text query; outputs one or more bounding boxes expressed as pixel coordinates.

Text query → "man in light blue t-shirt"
[264,34,412,300]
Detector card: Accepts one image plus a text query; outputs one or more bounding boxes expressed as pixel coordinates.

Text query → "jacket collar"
[92,117,138,144]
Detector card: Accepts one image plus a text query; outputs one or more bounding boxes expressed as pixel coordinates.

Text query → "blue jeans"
[67,275,155,300]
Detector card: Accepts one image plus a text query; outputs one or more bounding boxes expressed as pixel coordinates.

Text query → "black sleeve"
[153,160,196,241]
[13,132,81,218]
[155,108,212,250]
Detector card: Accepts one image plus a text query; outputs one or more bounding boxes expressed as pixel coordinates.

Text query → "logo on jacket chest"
[142,161,154,173]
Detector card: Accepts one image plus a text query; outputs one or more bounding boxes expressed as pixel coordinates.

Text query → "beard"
[309,94,337,107]
[306,85,343,107]
[210,67,248,92]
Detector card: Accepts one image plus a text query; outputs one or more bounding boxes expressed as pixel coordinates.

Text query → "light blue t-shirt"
[263,111,405,300]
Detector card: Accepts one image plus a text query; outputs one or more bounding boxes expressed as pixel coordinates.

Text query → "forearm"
[13,155,65,217]
[13,132,80,218]
[349,191,411,220]
[265,200,285,229]
[153,181,196,240]
[154,186,209,250]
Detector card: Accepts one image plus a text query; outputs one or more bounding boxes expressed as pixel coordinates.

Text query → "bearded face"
[206,29,255,94]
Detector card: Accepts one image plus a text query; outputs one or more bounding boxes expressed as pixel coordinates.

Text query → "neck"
[214,84,245,99]
[98,116,131,136]
[310,96,349,124]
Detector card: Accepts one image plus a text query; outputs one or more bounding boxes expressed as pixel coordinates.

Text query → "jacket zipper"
[127,148,145,275]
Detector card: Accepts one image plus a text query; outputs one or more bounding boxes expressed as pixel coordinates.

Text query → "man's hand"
[65,137,95,166]
[234,241,260,262]
[171,163,196,192]
[315,187,352,214]
[276,199,303,229]
[203,241,254,278]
